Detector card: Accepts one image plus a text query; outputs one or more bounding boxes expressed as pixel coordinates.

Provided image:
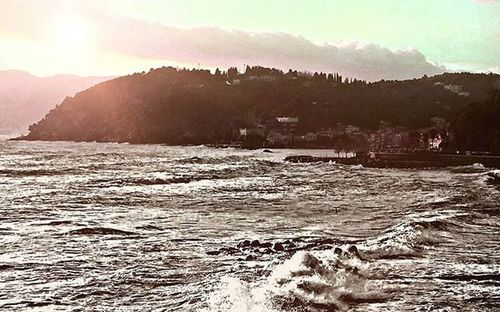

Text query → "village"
[239,115,445,153]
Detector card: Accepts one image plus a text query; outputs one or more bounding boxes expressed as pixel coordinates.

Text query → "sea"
[0,139,499,311]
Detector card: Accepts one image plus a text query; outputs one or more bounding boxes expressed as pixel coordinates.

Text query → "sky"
[0,0,498,81]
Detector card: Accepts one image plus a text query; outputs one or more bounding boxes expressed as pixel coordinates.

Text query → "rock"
[302,253,322,270]
[237,240,251,248]
[250,240,261,247]
[206,250,220,256]
[260,242,272,248]
[245,255,256,261]
[317,238,335,245]
[220,247,238,254]
[287,242,296,249]
[273,242,284,251]
[347,245,364,260]
[0,264,14,271]
[263,149,273,153]
[334,247,343,257]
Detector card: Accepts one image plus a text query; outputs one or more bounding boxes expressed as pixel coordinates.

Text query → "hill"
[0,70,113,135]
[18,66,500,152]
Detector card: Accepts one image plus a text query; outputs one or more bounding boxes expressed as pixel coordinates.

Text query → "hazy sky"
[0,0,498,80]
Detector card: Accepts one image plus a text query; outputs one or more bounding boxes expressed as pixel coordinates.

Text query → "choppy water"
[0,140,499,311]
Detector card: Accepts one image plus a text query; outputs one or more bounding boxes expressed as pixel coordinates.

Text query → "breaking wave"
[205,246,392,311]
[361,211,464,259]
[449,163,487,174]
[205,211,467,311]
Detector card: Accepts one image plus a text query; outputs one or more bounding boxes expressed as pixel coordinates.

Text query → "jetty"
[285,152,500,169]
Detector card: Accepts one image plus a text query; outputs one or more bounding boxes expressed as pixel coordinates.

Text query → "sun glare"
[52,20,89,53]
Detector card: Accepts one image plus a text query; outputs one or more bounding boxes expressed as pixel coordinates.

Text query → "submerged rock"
[237,240,251,248]
[274,242,284,252]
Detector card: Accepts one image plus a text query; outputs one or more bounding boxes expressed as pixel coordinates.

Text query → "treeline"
[20,65,500,152]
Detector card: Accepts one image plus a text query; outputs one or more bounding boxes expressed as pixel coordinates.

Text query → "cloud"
[487,66,500,74]
[87,14,445,81]
[0,0,446,81]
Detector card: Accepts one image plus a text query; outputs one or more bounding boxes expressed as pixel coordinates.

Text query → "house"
[239,124,265,138]
[249,75,277,82]
[276,116,299,132]
[266,130,289,145]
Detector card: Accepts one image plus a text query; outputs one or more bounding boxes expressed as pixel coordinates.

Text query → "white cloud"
[0,0,446,81]
[87,13,446,81]
[487,66,500,74]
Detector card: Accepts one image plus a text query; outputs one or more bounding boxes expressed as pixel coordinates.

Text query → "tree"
[227,67,239,80]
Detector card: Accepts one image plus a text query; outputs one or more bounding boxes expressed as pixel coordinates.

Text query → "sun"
[44,18,99,73]
[51,19,90,53]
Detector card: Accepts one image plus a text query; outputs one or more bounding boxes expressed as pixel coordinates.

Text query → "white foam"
[204,248,390,311]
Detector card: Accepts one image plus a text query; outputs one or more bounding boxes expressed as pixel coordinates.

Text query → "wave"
[361,211,464,259]
[486,170,500,185]
[65,227,136,236]
[449,163,487,174]
[204,211,470,311]
[90,176,208,187]
[204,247,392,311]
[0,168,76,177]
[175,155,245,165]
[132,177,197,185]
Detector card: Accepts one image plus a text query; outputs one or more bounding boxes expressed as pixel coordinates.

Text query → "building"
[276,117,299,132]
[239,124,265,138]
[249,75,277,82]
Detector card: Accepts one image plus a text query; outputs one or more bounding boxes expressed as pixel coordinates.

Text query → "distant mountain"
[0,70,113,135]
[18,66,500,152]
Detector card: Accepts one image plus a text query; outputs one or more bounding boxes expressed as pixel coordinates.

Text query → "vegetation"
[448,89,500,153]
[20,65,500,152]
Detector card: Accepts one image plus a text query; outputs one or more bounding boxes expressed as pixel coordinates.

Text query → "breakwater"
[285,152,500,168]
